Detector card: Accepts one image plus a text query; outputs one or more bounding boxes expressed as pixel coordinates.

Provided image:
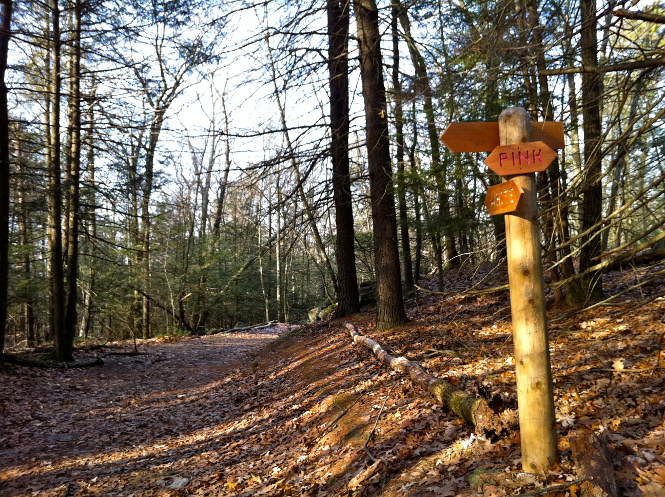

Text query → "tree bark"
[354,0,407,331]
[64,0,82,344]
[276,176,283,323]
[409,104,422,283]
[79,83,97,339]
[16,127,36,347]
[329,0,360,317]
[391,5,414,293]
[0,0,11,358]
[570,428,620,497]
[484,55,507,262]
[523,0,565,303]
[579,0,604,299]
[49,0,70,362]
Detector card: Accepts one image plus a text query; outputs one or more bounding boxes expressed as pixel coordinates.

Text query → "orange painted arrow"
[440,121,564,153]
[485,180,524,216]
[484,141,558,176]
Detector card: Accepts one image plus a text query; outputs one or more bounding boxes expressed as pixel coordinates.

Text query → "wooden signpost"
[441,108,559,474]
[484,180,523,216]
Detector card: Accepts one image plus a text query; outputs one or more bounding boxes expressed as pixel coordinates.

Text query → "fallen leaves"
[1,266,665,496]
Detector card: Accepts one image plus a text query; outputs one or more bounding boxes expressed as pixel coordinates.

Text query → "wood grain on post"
[501,107,557,473]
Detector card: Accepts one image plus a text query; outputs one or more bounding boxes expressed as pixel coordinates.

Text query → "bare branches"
[613,9,665,24]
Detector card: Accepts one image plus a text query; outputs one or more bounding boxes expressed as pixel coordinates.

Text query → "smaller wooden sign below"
[485,179,523,216]
[484,141,557,176]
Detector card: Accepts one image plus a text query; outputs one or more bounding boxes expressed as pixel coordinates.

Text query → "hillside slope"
[1,265,665,496]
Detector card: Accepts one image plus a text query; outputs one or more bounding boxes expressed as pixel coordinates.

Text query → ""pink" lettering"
[533,148,542,162]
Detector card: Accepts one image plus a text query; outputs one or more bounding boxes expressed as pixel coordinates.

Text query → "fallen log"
[345,323,499,433]
[104,351,149,356]
[219,320,278,334]
[570,428,619,497]
[1,354,103,369]
[75,343,106,351]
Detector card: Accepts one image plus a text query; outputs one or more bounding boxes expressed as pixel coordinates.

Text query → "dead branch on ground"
[346,323,501,433]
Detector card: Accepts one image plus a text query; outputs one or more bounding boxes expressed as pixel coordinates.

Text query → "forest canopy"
[0,0,664,359]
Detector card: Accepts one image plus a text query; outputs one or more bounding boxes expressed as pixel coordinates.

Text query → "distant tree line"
[0,0,663,360]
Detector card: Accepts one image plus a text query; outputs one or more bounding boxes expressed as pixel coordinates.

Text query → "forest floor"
[1,264,665,497]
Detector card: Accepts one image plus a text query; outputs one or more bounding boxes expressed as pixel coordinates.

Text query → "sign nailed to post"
[484,179,523,216]
[439,121,564,153]
[484,141,557,176]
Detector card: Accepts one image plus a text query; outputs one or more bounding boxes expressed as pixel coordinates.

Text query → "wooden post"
[501,107,557,473]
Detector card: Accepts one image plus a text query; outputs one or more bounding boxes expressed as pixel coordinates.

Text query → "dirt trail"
[0,327,289,496]
[2,283,665,497]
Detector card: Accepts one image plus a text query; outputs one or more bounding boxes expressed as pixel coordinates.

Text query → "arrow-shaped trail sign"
[484,179,523,215]
[484,141,558,176]
[440,121,564,153]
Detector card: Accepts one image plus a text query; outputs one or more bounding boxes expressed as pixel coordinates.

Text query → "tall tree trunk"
[519,0,563,302]
[49,0,70,361]
[199,93,232,330]
[276,175,283,323]
[354,0,407,331]
[211,95,231,241]
[64,0,81,343]
[559,25,585,305]
[398,5,457,272]
[329,0,360,317]
[16,126,36,347]
[128,128,143,340]
[266,32,338,299]
[392,4,414,293]
[0,0,12,357]
[80,83,97,339]
[139,107,167,339]
[484,55,507,262]
[524,0,583,304]
[409,103,422,284]
[602,74,646,250]
[579,0,604,299]
[258,196,270,322]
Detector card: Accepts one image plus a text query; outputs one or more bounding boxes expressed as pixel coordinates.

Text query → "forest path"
[0,325,293,496]
[2,277,665,497]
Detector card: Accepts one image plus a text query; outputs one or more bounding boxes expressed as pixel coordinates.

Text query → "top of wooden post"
[499,107,532,146]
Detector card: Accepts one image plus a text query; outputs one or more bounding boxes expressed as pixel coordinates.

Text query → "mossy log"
[345,324,498,433]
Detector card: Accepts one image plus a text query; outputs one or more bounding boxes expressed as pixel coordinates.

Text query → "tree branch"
[614,9,665,24]
[539,56,665,75]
